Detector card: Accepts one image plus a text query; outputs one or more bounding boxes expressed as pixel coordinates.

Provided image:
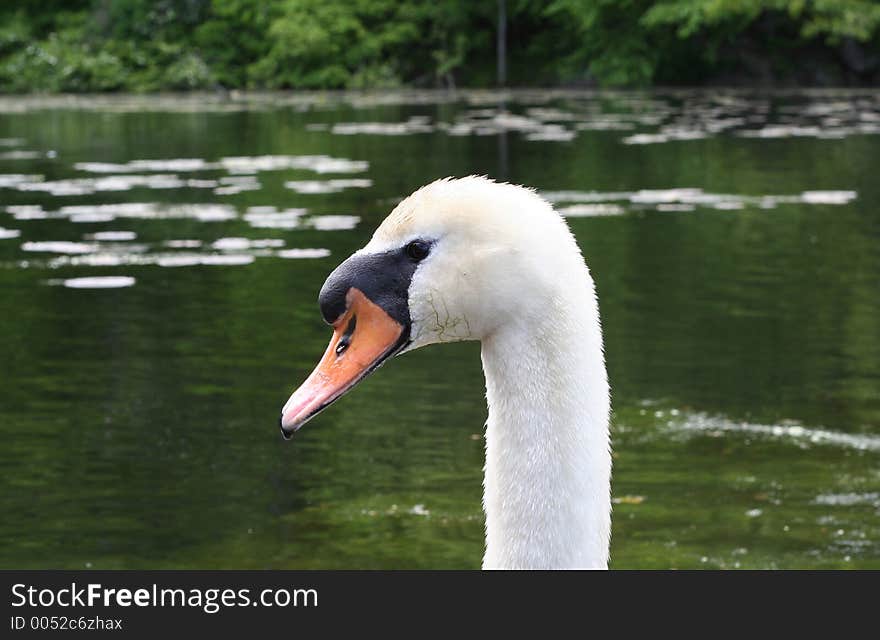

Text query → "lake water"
[0,90,878,569]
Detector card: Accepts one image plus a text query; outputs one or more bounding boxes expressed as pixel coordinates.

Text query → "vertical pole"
[497,0,507,87]
[497,0,509,180]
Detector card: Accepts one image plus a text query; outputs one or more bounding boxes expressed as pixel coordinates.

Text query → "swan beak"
[280,288,405,438]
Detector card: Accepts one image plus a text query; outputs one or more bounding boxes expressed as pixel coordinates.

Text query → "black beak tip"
[279,415,293,441]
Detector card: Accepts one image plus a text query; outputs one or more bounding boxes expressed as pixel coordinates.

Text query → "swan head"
[280,175,586,437]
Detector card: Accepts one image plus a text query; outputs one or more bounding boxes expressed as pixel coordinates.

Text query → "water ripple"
[669,412,880,452]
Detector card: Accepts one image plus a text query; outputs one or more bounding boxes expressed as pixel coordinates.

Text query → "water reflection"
[0,89,877,569]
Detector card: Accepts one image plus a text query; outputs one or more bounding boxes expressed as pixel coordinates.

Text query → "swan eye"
[404,240,431,262]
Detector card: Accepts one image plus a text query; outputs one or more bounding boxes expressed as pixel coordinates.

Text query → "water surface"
[0,89,878,569]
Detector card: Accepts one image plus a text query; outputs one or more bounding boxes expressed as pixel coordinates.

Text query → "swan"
[279,176,611,569]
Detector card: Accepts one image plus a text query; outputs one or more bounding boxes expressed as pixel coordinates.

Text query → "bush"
[0,31,125,93]
[1,0,879,92]
[164,50,216,90]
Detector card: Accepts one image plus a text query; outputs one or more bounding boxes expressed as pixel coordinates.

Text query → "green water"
[0,90,878,569]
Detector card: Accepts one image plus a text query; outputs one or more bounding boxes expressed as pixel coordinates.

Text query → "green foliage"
[194,0,275,87]
[0,12,32,58]
[250,0,380,88]
[249,0,488,89]
[0,13,127,92]
[547,0,880,85]
[0,0,879,92]
[546,0,663,85]
[642,0,880,42]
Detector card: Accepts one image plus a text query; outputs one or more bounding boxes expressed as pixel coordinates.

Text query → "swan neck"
[480,299,611,569]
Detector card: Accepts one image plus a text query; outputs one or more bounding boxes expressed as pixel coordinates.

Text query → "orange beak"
[280,288,406,437]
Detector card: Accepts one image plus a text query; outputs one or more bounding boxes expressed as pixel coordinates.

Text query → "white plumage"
[365,176,612,569]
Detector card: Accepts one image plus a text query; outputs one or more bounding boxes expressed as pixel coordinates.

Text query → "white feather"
[367,176,612,569]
